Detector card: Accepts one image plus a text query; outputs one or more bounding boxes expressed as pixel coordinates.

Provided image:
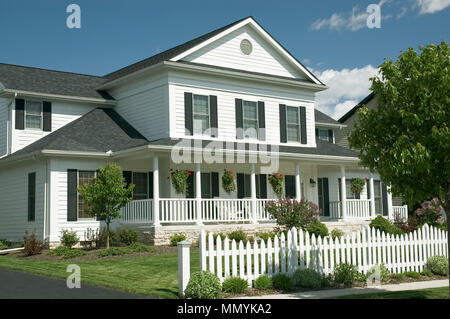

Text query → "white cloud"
[416,0,450,14]
[311,1,391,31]
[313,65,379,120]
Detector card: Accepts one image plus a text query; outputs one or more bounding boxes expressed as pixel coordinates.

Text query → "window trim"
[192,94,210,136]
[286,105,301,143]
[242,100,259,140]
[77,170,97,220]
[24,100,43,131]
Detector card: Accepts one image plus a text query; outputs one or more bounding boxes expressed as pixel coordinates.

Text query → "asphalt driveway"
[0,268,152,299]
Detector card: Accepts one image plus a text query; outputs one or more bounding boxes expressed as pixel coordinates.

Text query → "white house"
[0,17,407,245]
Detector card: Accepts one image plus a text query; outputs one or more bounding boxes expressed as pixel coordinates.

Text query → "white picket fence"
[198,224,448,286]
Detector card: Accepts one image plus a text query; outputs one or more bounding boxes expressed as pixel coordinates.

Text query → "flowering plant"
[169,169,191,196]
[412,198,446,229]
[268,173,284,198]
[350,178,365,195]
[222,169,236,194]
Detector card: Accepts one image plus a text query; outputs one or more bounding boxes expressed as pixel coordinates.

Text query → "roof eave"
[0,89,117,106]
[315,122,347,129]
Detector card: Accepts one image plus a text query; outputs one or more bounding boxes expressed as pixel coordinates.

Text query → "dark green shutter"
[15,99,25,130]
[123,171,132,187]
[43,101,52,132]
[279,104,287,143]
[258,101,265,141]
[300,106,307,144]
[186,171,194,198]
[259,174,267,199]
[315,128,319,138]
[338,178,341,200]
[237,173,245,199]
[323,178,330,216]
[366,180,371,199]
[211,172,219,198]
[209,95,218,137]
[382,183,388,216]
[184,92,193,136]
[67,169,78,221]
[285,175,296,198]
[148,172,153,199]
[328,129,333,143]
[235,99,243,139]
[28,172,36,221]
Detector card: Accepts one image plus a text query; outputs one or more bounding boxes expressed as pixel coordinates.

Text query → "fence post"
[178,240,192,298]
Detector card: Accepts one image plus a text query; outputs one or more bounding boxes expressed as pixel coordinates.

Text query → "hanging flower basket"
[222,169,236,194]
[268,173,284,198]
[350,178,365,195]
[170,169,191,196]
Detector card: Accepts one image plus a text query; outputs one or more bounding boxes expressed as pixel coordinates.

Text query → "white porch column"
[195,162,203,225]
[295,163,301,200]
[153,156,161,227]
[387,185,394,220]
[340,165,347,219]
[369,173,376,219]
[250,164,258,224]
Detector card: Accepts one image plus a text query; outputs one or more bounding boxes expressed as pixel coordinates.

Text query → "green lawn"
[334,287,449,299]
[0,250,200,299]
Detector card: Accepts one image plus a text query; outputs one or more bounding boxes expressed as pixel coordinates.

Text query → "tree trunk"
[443,200,450,299]
[106,222,110,249]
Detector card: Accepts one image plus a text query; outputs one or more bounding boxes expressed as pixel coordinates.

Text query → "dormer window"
[316,128,334,143]
[25,101,42,129]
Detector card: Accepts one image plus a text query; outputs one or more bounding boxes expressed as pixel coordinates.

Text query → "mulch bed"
[6,245,186,262]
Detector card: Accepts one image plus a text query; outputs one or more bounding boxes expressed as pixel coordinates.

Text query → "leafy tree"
[78,163,134,248]
[348,42,449,293]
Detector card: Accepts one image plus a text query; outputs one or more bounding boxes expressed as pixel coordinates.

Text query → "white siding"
[109,73,170,141]
[169,70,316,147]
[49,158,109,242]
[182,25,305,79]
[0,160,46,242]
[11,100,95,153]
[0,98,8,157]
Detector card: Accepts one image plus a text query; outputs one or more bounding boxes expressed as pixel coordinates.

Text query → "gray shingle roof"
[0,63,113,100]
[147,138,358,158]
[338,92,375,123]
[3,108,148,161]
[315,109,341,125]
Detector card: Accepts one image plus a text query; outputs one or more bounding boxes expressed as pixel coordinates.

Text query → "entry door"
[284,175,296,198]
[318,178,330,216]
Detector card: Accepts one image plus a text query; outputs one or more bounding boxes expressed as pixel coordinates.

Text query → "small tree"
[78,163,134,248]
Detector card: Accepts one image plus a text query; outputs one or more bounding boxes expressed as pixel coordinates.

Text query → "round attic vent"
[240,39,253,55]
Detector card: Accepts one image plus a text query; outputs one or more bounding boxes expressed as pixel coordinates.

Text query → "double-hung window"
[25,101,42,129]
[286,106,300,142]
[317,129,329,141]
[193,95,210,136]
[243,100,258,139]
[132,172,148,200]
[78,171,96,219]
[374,180,382,214]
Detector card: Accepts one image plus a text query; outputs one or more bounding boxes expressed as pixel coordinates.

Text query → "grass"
[334,287,449,299]
[0,250,199,299]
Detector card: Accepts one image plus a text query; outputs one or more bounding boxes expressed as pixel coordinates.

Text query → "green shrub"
[254,275,272,290]
[227,230,248,243]
[184,271,221,299]
[265,198,321,230]
[404,271,420,279]
[306,220,329,238]
[48,246,87,259]
[333,263,358,286]
[170,233,187,246]
[212,232,227,245]
[271,274,294,291]
[390,273,405,280]
[97,228,119,247]
[421,269,433,277]
[356,272,368,282]
[118,228,139,246]
[222,277,248,293]
[426,255,448,276]
[293,268,323,289]
[330,229,344,240]
[128,242,155,253]
[0,242,7,250]
[321,275,333,287]
[256,232,276,243]
[0,239,12,248]
[60,229,79,248]
[369,216,404,236]
[98,247,130,257]
[368,264,391,282]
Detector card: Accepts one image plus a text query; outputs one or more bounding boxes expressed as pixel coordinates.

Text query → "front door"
[318,178,330,217]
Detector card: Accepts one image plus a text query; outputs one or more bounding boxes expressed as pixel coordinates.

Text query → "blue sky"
[0,0,448,119]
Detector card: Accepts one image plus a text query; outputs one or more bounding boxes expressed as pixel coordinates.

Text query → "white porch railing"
[330,201,341,219]
[121,199,153,223]
[201,199,252,222]
[393,205,409,221]
[346,199,372,219]
[160,199,197,223]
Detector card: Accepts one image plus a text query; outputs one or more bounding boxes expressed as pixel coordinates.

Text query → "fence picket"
[246,241,252,285]
[280,233,286,274]
[299,229,305,270]
[224,237,230,278]
[274,235,280,274]
[267,238,273,276]
[254,240,259,281]
[216,235,223,281]
[239,241,245,279]
[261,239,266,275]
[231,240,237,277]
